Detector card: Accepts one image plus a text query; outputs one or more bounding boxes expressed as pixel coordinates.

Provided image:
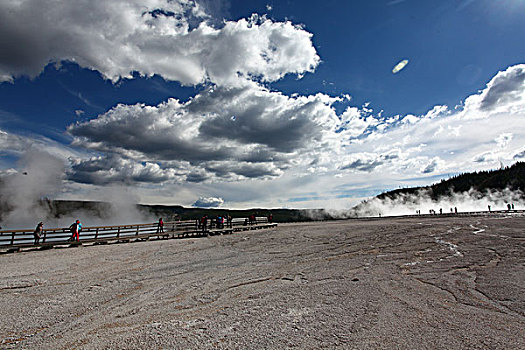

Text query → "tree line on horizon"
[377,161,525,201]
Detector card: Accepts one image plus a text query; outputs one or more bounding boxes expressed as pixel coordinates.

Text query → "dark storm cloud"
[186,171,211,183]
[189,85,328,153]
[68,155,176,185]
[205,162,282,179]
[68,100,237,163]
[238,148,280,163]
[199,103,322,153]
[66,83,340,185]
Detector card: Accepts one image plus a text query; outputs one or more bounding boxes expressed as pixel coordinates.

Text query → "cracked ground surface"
[0,215,524,349]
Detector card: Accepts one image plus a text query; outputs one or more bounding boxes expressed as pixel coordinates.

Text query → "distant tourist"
[439,208,442,215]
[268,213,273,223]
[511,203,515,210]
[507,203,511,211]
[227,215,233,228]
[454,207,457,214]
[157,218,164,234]
[201,215,208,232]
[488,205,491,212]
[33,222,43,245]
[68,219,81,242]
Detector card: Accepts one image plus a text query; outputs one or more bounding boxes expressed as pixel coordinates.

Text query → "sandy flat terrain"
[0,215,524,349]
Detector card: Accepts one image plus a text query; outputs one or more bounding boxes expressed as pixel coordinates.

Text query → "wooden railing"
[0,217,276,251]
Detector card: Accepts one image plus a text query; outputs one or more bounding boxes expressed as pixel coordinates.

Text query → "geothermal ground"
[0,215,524,349]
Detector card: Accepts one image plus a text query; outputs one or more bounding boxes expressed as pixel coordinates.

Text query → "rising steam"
[0,150,155,230]
[350,187,523,217]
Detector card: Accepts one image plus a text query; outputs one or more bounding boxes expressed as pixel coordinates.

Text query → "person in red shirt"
[157,218,164,233]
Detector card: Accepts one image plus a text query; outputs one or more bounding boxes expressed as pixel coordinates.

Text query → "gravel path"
[1,216,524,349]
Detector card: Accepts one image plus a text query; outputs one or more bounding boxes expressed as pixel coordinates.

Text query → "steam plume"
[0,150,155,230]
[350,188,523,217]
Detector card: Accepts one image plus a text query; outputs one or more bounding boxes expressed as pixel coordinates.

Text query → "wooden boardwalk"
[0,217,277,253]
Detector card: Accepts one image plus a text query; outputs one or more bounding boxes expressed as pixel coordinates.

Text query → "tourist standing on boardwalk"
[33,222,43,245]
[69,220,81,242]
[157,218,164,233]
[201,215,208,232]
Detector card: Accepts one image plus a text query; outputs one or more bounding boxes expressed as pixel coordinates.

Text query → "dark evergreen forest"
[377,162,525,201]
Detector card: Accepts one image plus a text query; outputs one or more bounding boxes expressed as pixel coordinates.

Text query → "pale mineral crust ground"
[0,215,524,349]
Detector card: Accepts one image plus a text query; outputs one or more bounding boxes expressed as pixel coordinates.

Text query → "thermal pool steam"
[0,150,155,230]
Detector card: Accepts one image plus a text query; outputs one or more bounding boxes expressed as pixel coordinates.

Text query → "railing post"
[10,231,15,246]
[117,227,120,239]
[42,230,47,243]
[95,228,99,239]
[136,225,139,236]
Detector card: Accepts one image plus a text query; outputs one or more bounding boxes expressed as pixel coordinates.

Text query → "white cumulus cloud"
[0,0,319,87]
[193,196,224,207]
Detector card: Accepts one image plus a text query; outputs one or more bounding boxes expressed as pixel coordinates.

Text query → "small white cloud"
[495,133,513,149]
[193,197,224,208]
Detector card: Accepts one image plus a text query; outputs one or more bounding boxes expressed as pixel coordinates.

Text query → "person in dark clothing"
[157,218,164,233]
[34,222,43,245]
[201,215,208,232]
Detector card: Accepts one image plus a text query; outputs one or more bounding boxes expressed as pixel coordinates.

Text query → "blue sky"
[1,0,525,210]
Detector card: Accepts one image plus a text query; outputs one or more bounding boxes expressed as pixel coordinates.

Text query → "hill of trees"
[377,161,525,201]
